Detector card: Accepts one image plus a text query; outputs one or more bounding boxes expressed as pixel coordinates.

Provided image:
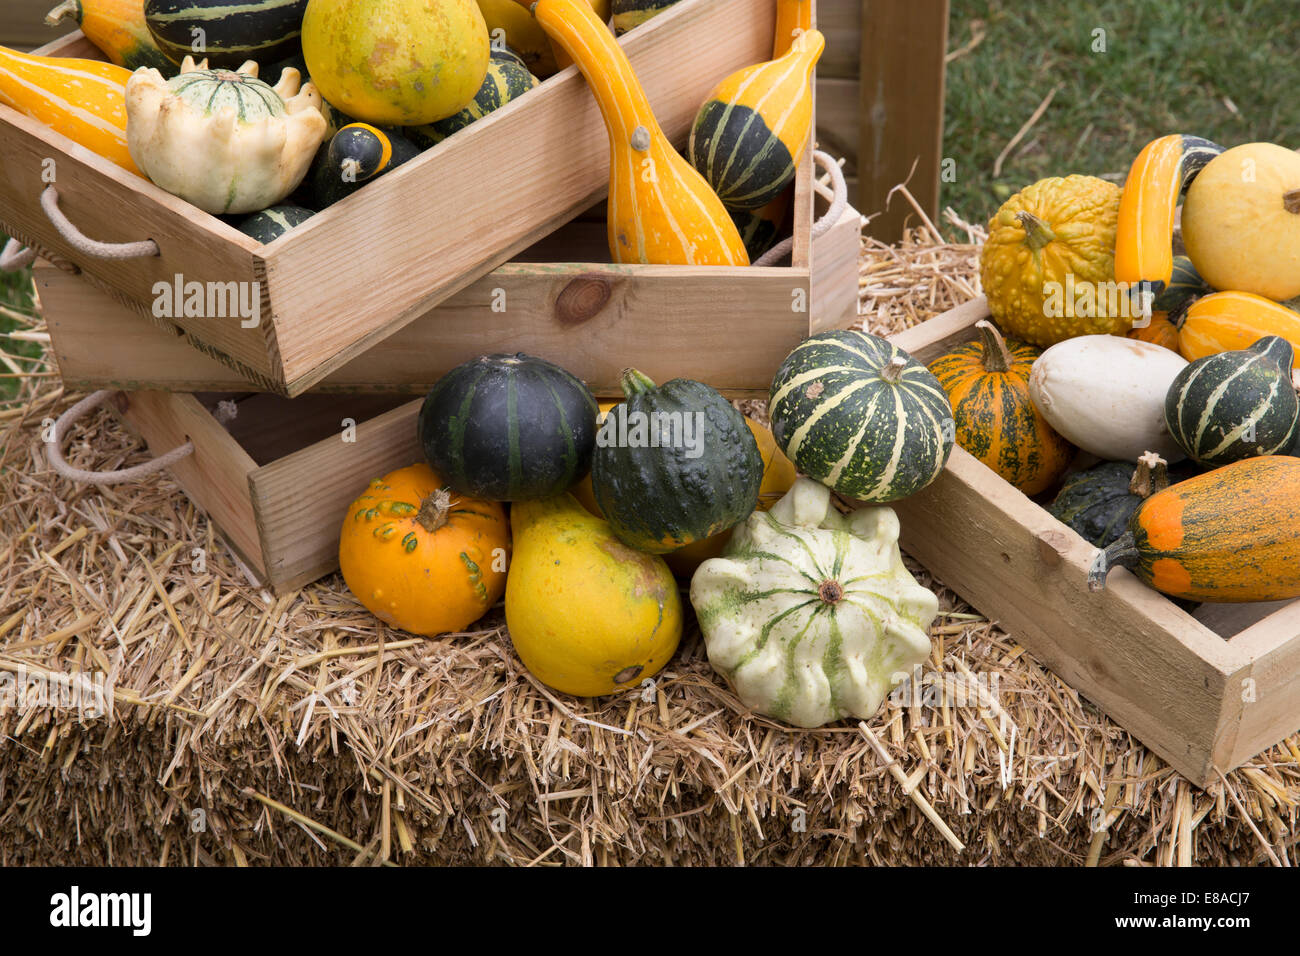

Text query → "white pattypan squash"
[690,477,937,728]
[126,57,326,215]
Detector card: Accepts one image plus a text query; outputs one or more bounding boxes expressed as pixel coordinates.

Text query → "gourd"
[1088,456,1300,602]
[302,0,489,126]
[929,320,1073,495]
[144,0,308,69]
[338,463,510,635]
[475,0,607,78]
[534,0,749,266]
[506,493,682,697]
[730,190,789,260]
[44,0,172,71]
[688,28,823,210]
[611,0,679,34]
[590,369,762,553]
[126,58,326,214]
[236,204,314,243]
[1178,291,1300,369]
[1165,336,1298,466]
[418,353,599,501]
[1182,142,1300,301]
[298,125,418,209]
[1028,334,1188,462]
[0,46,140,175]
[1114,134,1223,298]
[1124,257,1214,352]
[1126,312,1181,352]
[1048,452,1196,548]
[979,175,1124,347]
[772,0,812,57]
[690,478,937,728]
[768,330,954,502]
[405,47,538,148]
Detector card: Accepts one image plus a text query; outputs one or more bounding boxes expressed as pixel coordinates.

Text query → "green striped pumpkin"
[1164,335,1299,466]
[611,0,681,34]
[168,67,286,120]
[145,0,307,69]
[405,48,538,149]
[236,204,315,243]
[769,331,954,502]
[418,353,599,501]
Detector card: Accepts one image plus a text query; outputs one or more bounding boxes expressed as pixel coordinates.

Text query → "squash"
[980,175,1125,347]
[687,28,823,210]
[419,353,599,501]
[235,203,314,242]
[338,463,510,635]
[126,58,326,214]
[1178,291,1300,369]
[611,0,679,34]
[1125,257,1215,351]
[534,0,749,266]
[690,478,937,728]
[1126,311,1181,352]
[302,0,489,126]
[0,45,140,175]
[1165,335,1298,466]
[730,189,790,260]
[506,492,682,697]
[475,0,607,78]
[298,124,418,209]
[1048,452,1198,548]
[327,122,393,183]
[1114,134,1223,299]
[590,369,762,553]
[1028,334,1188,462]
[1088,456,1300,602]
[1182,142,1300,301]
[772,0,812,57]
[928,320,1074,495]
[405,47,538,148]
[768,330,954,502]
[144,0,308,68]
[45,0,173,71]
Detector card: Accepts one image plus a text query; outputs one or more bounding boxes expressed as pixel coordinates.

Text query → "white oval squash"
[1028,334,1188,462]
[689,477,936,728]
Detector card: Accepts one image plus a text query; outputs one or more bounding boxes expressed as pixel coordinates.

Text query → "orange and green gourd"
[772,0,811,57]
[45,0,173,72]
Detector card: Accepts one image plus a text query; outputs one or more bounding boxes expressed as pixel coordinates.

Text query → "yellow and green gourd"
[405,47,538,148]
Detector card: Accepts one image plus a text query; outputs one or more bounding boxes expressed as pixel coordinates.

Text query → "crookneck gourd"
[691,478,938,728]
[1047,451,1197,548]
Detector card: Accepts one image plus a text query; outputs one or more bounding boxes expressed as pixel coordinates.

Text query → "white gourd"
[690,478,937,728]
[126,57,327,215]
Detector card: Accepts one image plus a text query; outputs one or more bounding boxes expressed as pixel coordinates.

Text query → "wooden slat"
[859,0,949,241]
[808,204,861,334]
[1217,602,1300,771]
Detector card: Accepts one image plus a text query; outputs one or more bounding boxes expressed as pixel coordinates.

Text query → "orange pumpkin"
[339,463,510,635]
[1126,311,1181,352]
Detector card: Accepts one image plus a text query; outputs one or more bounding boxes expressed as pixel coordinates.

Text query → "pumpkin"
[405,47,538,148]
[1028,334,1188,462]
[772,0,812,57]
[980,175,1124,347]
[534,0,749,266]
[302,0,489,125]
[0,45,140,175]
[1182,142,1300,301]
[1114,134,1223,299]
[611,0,679,34]
[506,492,682,697]
[690,477,937,728]
[236,204,314,243]
[768,330,954,502]
[126,58,326,214]
[929,320,1073,495]
[45,0,173,71]
[144,0,307,68]
[419,353,599,501]
[1126,311,1181,352]
[1178,291,1300,369]
[1048,451,1197,548]
[687,28,823,210]
[1165,335,1298,466]
[338,463,509,635]
[1088,456,1300,602]
[590,369,762,553]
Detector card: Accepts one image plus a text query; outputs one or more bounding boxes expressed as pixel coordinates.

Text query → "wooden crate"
[0,0,778,396]
[888,298,1300,789]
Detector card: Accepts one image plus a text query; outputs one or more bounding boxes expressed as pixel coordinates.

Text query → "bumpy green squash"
[1047,452,1198,548]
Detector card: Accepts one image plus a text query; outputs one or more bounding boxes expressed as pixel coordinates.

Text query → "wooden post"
[858,0,949,241]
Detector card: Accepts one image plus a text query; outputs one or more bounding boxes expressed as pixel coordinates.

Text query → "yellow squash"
[506,493,682,697]
[534,0,748,265]
[1178,291,1300,369]
[0,45,139,174]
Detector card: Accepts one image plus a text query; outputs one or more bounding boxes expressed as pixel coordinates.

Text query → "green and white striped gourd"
[236,204,315,243]
[144,0,308,69]
[768,330,955,502]
[1164,335,1299,466]
[405,47,538,148]
[690,477,937,728]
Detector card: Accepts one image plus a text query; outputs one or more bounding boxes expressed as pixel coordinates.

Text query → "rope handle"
[751,150,851,268]
[0,238,36,272]
[0,186,159,272]
[46,390,193,485]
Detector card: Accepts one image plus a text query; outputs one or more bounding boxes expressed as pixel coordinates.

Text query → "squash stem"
[974,319,1013,373]
[1087,532,1138,592]
[620,367,657,397]
[879,355,908,383]
[1016,211,1056,251]
[1285,189,1300,215]
[1128,452,1169,498]
[43,0,81,26]
[415,489,453,534]
[818,579,843,605]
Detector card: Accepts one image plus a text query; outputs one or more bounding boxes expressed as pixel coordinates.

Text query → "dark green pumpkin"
[1165,335,1298,466]
[144,0,307,68]
[419,353,598,501]
[730,198,787,260]
[1047,453,1198,548]
[590,369,762,553]
[768,331,954,502]
[611,0,681,34]
[405,48,538,149]
[236,204,314,243]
